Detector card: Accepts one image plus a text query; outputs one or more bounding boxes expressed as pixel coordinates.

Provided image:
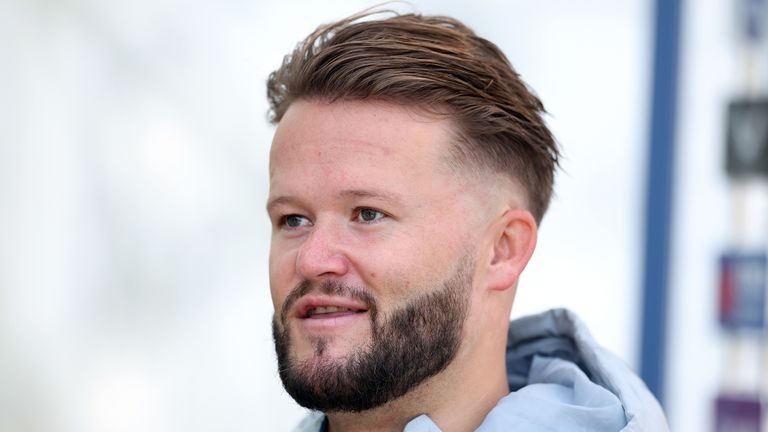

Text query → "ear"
[485,209,538,292]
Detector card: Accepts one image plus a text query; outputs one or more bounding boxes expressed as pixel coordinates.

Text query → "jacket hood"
[491,308,669,431]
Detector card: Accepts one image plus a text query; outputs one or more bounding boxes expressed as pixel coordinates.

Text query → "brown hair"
[266,10,559,223]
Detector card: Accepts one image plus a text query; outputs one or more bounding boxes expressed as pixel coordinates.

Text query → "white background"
[0,0,741,431]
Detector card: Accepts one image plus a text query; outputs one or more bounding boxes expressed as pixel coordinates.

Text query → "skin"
[267,99,538,432]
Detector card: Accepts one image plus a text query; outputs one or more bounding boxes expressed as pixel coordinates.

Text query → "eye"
[355,208,386,224]
[281,214,312,229]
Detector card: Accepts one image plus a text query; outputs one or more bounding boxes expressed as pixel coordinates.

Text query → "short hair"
[267,10,560,223]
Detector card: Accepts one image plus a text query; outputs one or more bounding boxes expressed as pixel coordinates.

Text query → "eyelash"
[353,207,387,224]
[279,214,311,229]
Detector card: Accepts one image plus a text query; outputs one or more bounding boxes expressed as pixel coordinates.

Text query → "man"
[265,9,668,432]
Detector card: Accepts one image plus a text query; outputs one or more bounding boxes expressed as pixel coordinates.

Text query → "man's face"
[267,100,489,411]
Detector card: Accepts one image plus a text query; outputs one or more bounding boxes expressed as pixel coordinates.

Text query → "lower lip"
[299,311,369,332]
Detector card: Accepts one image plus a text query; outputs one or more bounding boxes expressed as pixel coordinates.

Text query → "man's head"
[266,10,558,414]
[267,11,558,222]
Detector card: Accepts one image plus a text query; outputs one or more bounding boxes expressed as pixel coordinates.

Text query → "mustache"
[280,279,378,324]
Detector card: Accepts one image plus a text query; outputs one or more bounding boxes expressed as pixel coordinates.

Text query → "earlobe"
[487,209,537,291]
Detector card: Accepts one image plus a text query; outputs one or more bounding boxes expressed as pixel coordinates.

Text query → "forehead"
[269,100,456,178]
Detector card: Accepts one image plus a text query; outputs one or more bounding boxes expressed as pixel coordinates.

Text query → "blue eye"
[356,208,385,223]
[283,215,311,229]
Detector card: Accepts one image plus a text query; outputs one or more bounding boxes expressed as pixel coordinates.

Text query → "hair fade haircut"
[266,10,560,222]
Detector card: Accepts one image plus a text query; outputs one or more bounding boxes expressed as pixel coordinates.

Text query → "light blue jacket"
[291,309,669,431]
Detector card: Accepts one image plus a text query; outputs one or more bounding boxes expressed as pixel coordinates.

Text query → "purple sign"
[715,394,762,432]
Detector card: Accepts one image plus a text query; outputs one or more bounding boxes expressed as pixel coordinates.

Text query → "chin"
[298,332,369,361]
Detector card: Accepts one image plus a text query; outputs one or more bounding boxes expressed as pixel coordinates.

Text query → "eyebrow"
[339,189,404,204]
[266,196,300,214]
[266,189,404,213]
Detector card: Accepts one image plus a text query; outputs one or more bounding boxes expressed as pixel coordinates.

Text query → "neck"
[325,315,510,432]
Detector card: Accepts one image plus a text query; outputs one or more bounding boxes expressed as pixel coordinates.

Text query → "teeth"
[309,306,352,316]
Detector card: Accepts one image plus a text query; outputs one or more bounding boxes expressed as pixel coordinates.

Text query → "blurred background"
[1,0,766,431]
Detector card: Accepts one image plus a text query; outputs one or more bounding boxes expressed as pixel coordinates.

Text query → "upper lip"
[293,295,370,318]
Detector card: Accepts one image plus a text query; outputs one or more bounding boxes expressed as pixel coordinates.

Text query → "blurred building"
[0,1,764,431]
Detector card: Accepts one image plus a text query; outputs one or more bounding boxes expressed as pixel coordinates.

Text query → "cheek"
[365,250,450,301]
[397,244,472,297]
[268,244,298,310]
[386,231,464,275]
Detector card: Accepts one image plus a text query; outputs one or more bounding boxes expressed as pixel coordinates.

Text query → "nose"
[295,221,350,280]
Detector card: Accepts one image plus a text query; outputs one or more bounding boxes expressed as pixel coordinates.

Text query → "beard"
[272,256,473,412]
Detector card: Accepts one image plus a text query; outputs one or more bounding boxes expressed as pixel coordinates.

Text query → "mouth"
[293,295,371,325]
[304,305,367,319]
